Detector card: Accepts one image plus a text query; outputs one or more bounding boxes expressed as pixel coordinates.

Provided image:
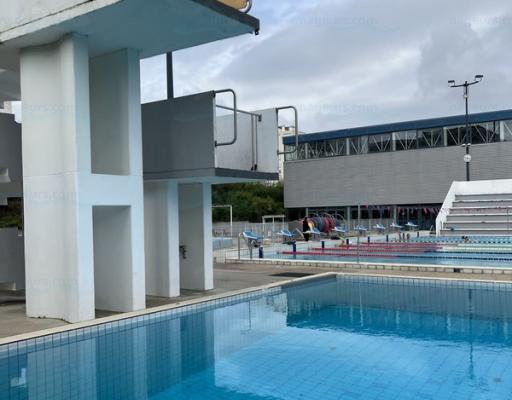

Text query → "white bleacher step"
[441,227,512,236]
[452,199,512,208]
[449,206,511,215]
[447,214,512,222]
[444,221,512,230]
[455,193,512,201]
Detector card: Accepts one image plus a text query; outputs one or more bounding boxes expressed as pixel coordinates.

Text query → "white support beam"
[179,183,213,291]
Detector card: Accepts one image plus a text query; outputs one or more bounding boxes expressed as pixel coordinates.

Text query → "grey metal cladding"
[142,92,216,176]
[284,142,512,207]
[0,113,22,183]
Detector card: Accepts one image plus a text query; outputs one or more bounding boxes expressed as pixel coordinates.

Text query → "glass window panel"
[417,128,443,149]
[297,143,307,159]
[503,120,512,141]
[284,145,297,161]
[325,138,346,157]
[447,126,464,146]
[349,136,368,155]
[368,133,391,153]
[470,122,498,144]
[394,130,417,151]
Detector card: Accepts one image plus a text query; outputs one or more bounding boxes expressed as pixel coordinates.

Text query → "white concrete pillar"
[178,183,213,291]
[20,34,95,322]
[144,180,180,298]
[20,36,145,322]
[89,48,146,313]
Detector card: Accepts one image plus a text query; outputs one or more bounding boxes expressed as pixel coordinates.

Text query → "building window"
[394,130,417,151]
[284,145,297,161]
[349,136,368,155]
[417,128,443,148]
[447,126,465,146]
[297,143,307,159]
[325,138,346,157]
[368,133,391,153]
[503,120,512,141]
[306,141,324,159]
[471,122,499,144]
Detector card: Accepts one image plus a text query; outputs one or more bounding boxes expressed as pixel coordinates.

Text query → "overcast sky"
[141,0,512,133]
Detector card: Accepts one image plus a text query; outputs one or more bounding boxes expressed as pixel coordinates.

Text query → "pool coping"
[227,257,512,275]
[0,272,336,346]
[2,271,512,347]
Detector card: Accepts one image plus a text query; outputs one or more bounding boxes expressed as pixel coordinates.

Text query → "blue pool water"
[2,276,512,399]
[269,252,512,268]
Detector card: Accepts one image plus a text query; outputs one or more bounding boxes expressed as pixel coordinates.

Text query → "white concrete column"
[144,180,180,298]
[20,36,145,322]
[178,183,213,291]
[20,34,95,322]
[89,48,146,313]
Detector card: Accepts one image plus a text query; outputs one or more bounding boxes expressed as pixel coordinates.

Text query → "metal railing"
[212,223,429,264]
[276,106,299,156]
[214,89,238,147]
[216,103,262,170]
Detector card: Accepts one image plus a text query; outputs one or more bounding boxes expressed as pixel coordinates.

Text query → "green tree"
[212,182,284,223]
[0,198,23,228]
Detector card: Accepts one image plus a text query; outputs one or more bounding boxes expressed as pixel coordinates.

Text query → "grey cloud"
[141,0,512,132]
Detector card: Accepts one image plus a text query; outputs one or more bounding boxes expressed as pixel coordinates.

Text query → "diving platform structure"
[0,0,296,323]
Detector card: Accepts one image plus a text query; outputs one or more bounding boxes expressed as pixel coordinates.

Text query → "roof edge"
[284,109,512,145]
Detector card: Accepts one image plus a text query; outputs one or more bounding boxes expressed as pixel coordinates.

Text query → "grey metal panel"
[142,93,216,177]
[215,108,279,173]
[144,167,277,182]
[0,228,25,289]
[284,141,512,208]
[0,113,22,200]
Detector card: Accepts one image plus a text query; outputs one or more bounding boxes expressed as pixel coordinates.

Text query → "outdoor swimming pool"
[270,251,512,268]
[2,275,512,399]
[263,237,512,268]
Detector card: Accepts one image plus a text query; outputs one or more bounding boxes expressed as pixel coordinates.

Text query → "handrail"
[214,89,238,147]
[216,104,262,121]
[276,106,299,156]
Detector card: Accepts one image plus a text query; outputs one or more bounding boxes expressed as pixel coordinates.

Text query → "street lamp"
[448,75,484,181]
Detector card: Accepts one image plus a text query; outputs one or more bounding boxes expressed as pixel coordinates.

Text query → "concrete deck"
[2,262,512,339]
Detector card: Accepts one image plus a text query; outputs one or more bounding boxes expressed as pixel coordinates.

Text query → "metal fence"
[213,228,426,264]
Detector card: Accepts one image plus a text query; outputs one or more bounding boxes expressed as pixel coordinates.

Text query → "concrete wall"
[144,181,180,298]
[284,141,512,208]
[179,183,213,291]
[0,1,91,33]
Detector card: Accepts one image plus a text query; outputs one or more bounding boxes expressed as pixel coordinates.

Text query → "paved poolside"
[1,262,512,339]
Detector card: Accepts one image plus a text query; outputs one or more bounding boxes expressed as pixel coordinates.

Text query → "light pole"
[448,75,484,181]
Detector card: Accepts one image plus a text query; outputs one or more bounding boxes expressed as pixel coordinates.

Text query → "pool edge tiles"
[228,257,512,275]
[0,272,336,350]
[336,272,512,291]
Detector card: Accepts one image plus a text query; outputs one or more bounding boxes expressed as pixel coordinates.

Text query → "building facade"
[283,110,512,229]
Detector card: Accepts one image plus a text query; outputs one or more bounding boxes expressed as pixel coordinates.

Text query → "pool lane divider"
[281,250,512,262]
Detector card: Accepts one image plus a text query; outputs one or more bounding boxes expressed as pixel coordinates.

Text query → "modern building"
[283,110,512,229]
[0,0,290,323]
